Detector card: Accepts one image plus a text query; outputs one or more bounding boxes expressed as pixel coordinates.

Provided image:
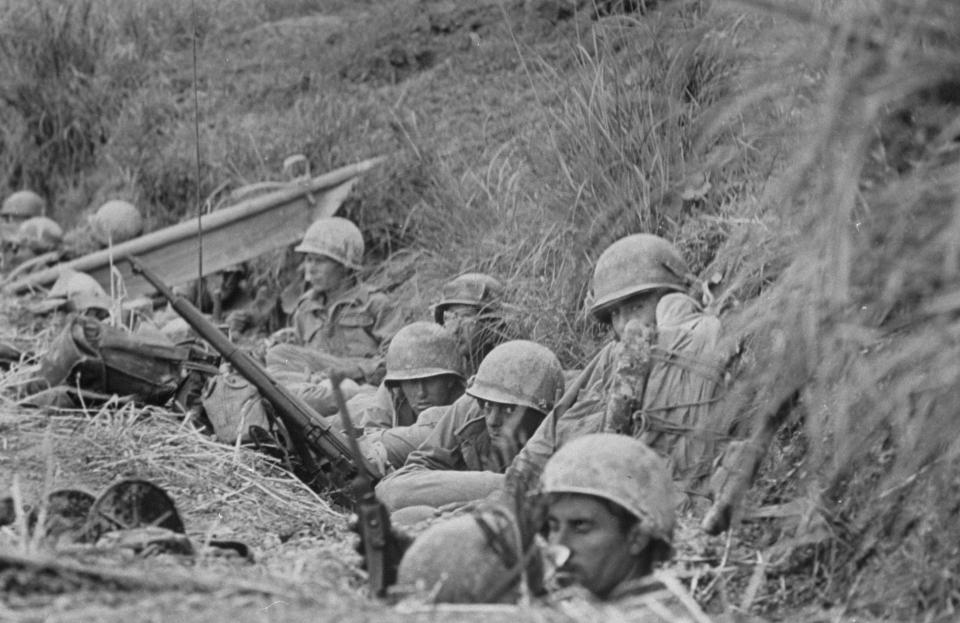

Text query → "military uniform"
[354,405,449,479]
[264,282,403,411]
[546,572,709,622]
[507,292,725,499]
[374,394,507,512]
[375,340,564,515]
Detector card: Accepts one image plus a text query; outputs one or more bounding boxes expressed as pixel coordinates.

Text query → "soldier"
[28,270,111,321]
[396,433,708,621]
[90,200,143,245]
[375,340,564,522]
[395,504,535,604]
[62,199,144,258]
[351,321,465,430]
[1,190,46,241]
[503,234,727,506]
[3,216,63,273]
[539,434,679,602]
[346,321,466,478]
[431,273,508,376]
[262,216,402,411]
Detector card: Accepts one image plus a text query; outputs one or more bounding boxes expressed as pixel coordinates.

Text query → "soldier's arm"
[376,404,448,469]
[352,383,394,430]
[368,291,406,348]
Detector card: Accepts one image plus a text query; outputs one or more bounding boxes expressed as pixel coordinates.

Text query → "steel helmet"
[432,273,504,323]
[466,340,564,416]
[49,270,111,314]
[589,234,689,322]
[91,200,143,245]
[1,190,46,219]
[541,433,676,547]
[15,216,63,253]
[293,216,364,270]
[384,321,465,384]
[397,506,526,603]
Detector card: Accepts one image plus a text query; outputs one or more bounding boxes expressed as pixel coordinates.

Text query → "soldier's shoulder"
[608,572,711,622]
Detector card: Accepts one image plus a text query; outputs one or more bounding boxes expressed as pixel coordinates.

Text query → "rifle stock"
[127,256,356,490]
[330,372,398,598]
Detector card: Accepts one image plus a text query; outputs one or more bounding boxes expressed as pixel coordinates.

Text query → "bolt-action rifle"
[329,371,401,598]
[128,256,356,491]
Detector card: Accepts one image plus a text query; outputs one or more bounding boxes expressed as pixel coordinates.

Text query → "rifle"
[329,371,399,598]
[128,256,356,492]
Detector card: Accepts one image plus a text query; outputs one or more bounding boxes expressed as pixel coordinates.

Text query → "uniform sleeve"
[352,383,395,429]
[374,403,449,468]
[504,343,616,499]
[367,292,406,350]
[394,403,466,473]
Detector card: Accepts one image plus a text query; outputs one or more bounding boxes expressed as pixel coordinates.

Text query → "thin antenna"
[190,0,204,307]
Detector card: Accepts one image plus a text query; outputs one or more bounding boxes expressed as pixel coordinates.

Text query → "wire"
[190,0,204,307]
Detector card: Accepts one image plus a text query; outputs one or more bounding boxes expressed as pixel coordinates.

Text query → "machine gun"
[128,256,357,492]
[329,371,401,598]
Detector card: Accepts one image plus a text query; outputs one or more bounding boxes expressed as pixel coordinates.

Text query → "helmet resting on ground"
[432,273,504,324]
[293,216,364,270]
[541,433,676,547]
[1,190,46,219]
[589,234,689,323]
[91,200,143,245]
[384,321,465,384]
[15,217,63,253]
[466,340,564,416]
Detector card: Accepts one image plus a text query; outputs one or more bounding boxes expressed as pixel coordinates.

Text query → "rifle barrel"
[127,256,355,473]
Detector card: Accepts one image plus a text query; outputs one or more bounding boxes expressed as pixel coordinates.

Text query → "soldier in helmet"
[90,200,143,246]
[61,199,145,259]
[3,216,64,274]
[351,321,465,430]
[27,269,112,321]
[539,434,679,602]
[395,433,707,620]
[396,503,537,604]
[431,273,510,376]
[1,190,46,242]
[502,233,727,506]
[344,321,466,478]
[262,216,403,411]
[375,340,564,523]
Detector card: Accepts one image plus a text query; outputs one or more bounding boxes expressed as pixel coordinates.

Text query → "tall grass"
[700,0,960,617]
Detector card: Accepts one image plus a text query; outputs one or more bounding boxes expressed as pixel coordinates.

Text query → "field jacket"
[292,282,400,358]
[374,394,508,510]
[505,293,727,499]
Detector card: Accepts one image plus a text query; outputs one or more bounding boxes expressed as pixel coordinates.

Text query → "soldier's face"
[302,254,347,292]
[442,304,482,343]
[442,304,480,325]
[610,292,659,339]
[399,375,461,415]
[547,494,643,598]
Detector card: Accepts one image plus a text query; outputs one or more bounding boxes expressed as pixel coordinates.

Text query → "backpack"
[200,371,273,444]
[32,315,217,407]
